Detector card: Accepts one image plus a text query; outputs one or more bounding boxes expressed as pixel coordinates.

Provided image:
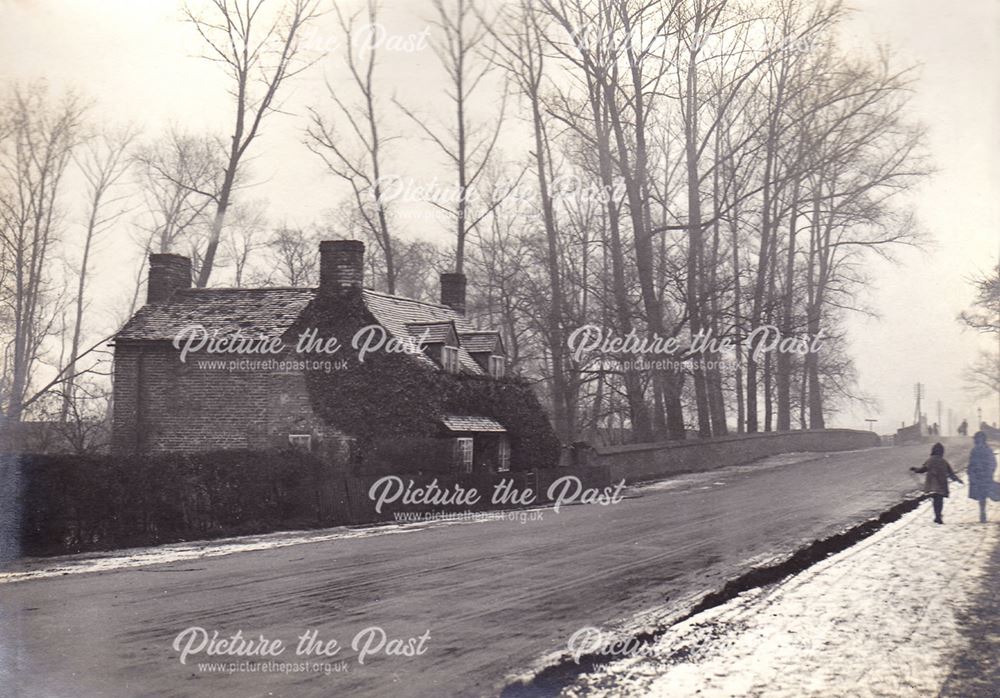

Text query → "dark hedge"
[1,449,611,558]
[2,449,324,557]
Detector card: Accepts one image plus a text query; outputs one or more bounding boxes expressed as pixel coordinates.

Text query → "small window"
[442,346,459,373]
[288,434,312,451]
[489,355,506,378]
[497,437,510,472]
[454,437,474,473]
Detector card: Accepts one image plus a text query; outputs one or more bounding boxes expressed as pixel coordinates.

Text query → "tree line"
[0,0,941,451]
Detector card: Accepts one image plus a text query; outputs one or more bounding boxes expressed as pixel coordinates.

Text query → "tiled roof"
[406,321,457,344]
[441,415,507,433]
[115,286,490,376]
[363,290,483,375]
[115,287,314,341]
[362,290,476,333]
[459,331,502,354]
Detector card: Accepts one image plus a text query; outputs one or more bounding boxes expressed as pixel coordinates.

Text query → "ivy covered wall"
[297,292,561,472]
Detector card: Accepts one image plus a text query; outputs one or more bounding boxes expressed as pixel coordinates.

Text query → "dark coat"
[967,444,997,501]
[913,455,960,497]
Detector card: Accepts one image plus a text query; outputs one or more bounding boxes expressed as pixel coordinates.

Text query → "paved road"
[1,444,933,697]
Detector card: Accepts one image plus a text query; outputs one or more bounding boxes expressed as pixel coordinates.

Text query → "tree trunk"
[530,92,572,442]
[776,179,801,430]
[587,74,653,442]
[684,51,712,437]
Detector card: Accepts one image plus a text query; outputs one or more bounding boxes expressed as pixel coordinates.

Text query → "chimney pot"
[147,253,191,304]
[440,272,467,316]
[319,240,365,295]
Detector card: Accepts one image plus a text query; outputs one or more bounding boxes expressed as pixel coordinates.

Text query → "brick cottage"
[111,240,559,475]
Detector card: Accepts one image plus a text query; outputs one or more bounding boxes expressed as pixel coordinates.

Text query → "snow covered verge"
[0,505,552,584]
[561,483,999,697]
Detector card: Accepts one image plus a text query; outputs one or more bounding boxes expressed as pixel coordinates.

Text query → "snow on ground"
[565,479,999,697]
[0,522,446,584]
[625,450,876,499]
[629,450,850,495]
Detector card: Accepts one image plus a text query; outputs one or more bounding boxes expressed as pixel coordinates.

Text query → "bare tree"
[307,0,398,293]
[133,130,221,255]
[541,0,690,440]
[0,83,86,422]
[964,351,1000,403]
[959,262,1000,333]
[959,262,1000,420]
[396,0,508,275]
[262,225,319,287]
[125,130,222,318]
[485,0,579,440]
[797,55,929,428]
[62,126,137,419]
[35,378,112,455]
[220,200,269,286]
[183,0,321,287]
[466,205,536,371]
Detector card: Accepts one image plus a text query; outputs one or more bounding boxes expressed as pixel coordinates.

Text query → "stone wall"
[590,429,882,484]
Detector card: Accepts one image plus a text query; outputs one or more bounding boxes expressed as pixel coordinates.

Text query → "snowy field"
[565,478,999,697]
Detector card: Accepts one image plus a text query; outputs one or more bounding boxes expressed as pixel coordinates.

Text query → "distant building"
[979,423,1000,441]
[111,240,558,474]
[895,415,927,445]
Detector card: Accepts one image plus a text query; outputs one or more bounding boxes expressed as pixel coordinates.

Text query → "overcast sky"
[0,0,997,433]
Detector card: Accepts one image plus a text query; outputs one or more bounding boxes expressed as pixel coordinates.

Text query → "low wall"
[895,423,924,445]
[591,429,881,484]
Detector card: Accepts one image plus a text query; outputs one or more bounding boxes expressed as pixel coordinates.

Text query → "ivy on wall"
[296,292,561,471]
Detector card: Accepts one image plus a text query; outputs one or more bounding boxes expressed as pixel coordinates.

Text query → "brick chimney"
[319,240,364,296]
[147,253,191,304]
[440,272,467,316]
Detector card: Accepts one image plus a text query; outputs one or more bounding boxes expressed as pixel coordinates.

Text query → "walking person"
[967,431,998,523]
[911,443,963,524]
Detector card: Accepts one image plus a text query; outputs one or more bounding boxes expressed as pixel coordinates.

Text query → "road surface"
[1,444,932,697]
